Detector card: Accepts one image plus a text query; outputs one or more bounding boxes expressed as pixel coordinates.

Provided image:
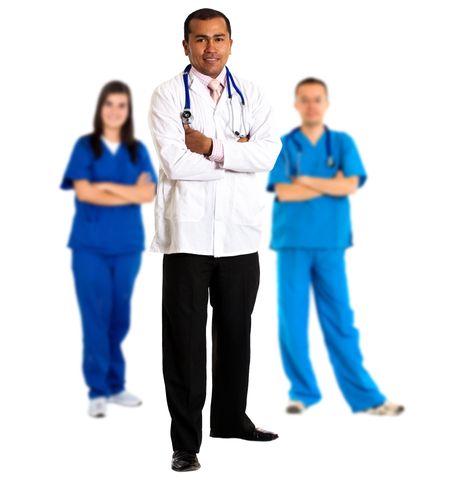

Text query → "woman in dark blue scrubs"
[61,81,157,418]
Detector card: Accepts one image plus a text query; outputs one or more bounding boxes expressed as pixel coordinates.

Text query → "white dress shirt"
[148,68,282,257]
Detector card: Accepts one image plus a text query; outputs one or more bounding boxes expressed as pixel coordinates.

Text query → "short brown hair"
[295,77,328,97]
[184,8,231,41]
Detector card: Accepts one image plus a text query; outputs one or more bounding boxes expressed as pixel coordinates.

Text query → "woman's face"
[101,92,129,131]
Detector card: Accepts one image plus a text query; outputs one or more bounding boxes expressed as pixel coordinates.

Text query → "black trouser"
[162,252,259,452]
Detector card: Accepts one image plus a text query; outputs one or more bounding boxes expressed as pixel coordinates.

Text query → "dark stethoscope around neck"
[286,125,335,177]
[180,64,248,138]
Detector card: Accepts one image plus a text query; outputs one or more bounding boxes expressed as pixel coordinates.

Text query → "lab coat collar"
[187,66,229,110]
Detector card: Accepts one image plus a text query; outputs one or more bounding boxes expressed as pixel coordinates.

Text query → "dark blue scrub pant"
[277,248,386,412]
[72,250,141,399]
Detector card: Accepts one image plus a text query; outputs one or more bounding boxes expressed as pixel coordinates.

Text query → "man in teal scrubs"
[267,78,404,416]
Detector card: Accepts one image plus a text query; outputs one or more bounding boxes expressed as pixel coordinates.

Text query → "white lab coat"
[148,70,282,257]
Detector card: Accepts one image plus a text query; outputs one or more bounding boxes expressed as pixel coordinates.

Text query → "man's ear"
[182,39,189,56]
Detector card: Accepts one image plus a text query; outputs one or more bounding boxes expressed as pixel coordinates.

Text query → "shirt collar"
[291,127,326,148]
[190,65,227,90]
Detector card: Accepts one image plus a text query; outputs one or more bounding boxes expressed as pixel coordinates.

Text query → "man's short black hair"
[184,8,231,41]
[295,77,328,97]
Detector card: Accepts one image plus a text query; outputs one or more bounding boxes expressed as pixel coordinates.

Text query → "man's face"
[182,17,233,77]
[294,84,329,126]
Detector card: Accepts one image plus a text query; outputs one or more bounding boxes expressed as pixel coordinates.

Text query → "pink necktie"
[208,78,222,104]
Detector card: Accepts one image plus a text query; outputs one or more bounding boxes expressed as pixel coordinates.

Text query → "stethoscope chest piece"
[180,109,193,125]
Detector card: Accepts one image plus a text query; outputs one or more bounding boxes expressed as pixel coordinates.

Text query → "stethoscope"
[285,126,335,177]
[180,64,249,138]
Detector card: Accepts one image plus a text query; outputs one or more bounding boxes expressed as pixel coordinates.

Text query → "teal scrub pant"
[72,250,142,399]
[277,248,385,412]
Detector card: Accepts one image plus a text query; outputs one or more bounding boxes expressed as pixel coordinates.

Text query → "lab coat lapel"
[189,75,216,110]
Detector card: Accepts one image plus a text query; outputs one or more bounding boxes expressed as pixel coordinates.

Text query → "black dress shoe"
[210,427,279,441]
[171,450,201,472]
[244,427,279,441]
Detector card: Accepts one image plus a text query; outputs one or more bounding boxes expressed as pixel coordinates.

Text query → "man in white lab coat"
[149,8,282,472]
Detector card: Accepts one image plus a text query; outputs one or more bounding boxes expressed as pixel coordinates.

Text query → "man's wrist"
[204,138,213,156]
[299,176,315,186]
[208,139,224,163]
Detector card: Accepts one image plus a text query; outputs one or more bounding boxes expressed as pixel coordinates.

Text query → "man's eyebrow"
[194,33,227,39]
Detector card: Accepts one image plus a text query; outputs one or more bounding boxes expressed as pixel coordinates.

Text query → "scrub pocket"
[70,216,100,249]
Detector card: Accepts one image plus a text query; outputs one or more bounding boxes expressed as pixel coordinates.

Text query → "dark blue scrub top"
[267,128,367,250]
[61,135,157,255]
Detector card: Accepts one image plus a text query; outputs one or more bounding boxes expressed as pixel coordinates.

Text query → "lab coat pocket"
[231,173,264,226]
[163,180,206,222]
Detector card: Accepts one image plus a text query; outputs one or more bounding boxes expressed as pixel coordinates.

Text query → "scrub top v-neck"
[267,129,367,250]
[101,136,120,155]
[61,135,157,255]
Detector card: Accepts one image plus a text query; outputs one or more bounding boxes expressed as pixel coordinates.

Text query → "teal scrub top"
[267,128,366,250]
[61,135,157,255]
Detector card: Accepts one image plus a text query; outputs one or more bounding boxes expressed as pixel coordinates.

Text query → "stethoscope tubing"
[181,64,247,138]
[285,126,335,177]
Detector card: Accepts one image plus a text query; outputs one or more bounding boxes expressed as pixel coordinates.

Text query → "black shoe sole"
[210,431,278,441]
[171,464,201,472]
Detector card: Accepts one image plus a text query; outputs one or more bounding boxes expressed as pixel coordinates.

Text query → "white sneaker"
[108,391,142,407]
[363,401,405,416]
[88,397,107,418]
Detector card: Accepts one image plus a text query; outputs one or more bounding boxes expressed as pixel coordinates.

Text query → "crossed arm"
[184,127,359,202]
[275,171,359,202]
[149,82,280,180]
[183,124,249,154]
[73,172,155,206]
[184,126,359,202]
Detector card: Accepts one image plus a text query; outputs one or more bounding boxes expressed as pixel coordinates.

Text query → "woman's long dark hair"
[90,80,138,163]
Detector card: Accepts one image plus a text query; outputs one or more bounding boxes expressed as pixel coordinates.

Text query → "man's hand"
[184,124,213,156]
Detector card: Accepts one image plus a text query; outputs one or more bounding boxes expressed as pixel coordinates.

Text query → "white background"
[1,0,449,490]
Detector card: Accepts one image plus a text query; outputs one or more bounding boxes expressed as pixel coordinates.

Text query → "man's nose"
[204,40,215,51]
